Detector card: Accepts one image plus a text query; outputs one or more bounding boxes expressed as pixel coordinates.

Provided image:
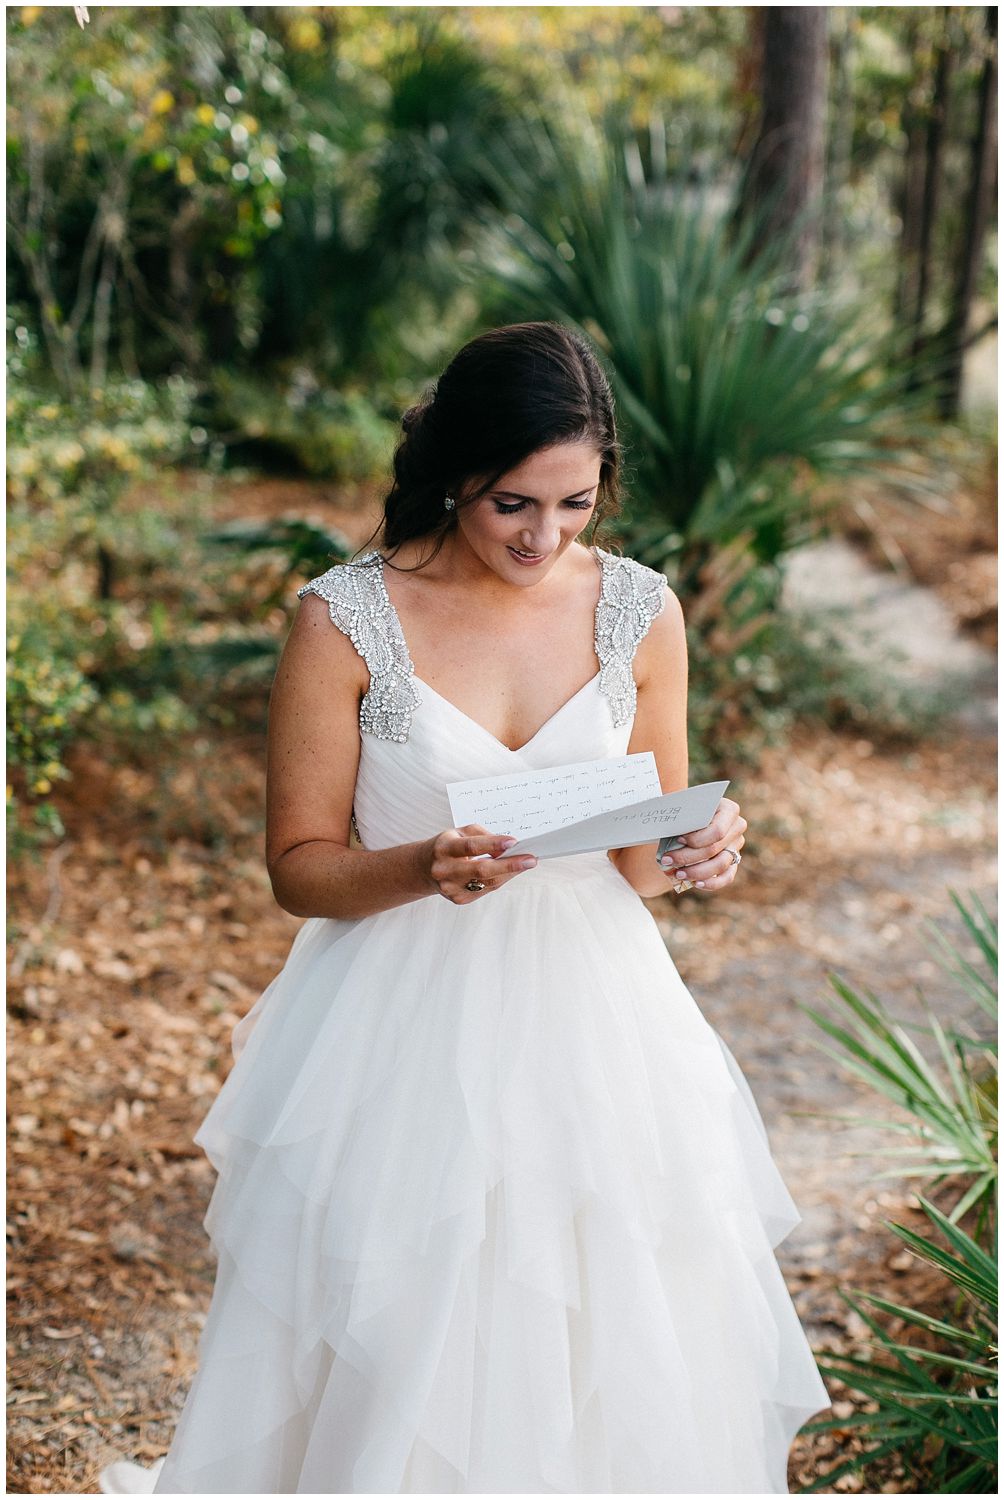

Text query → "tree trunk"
[936,7,998,418]
[893,19,929,330]
[96,545,116,603]
[910,13,954,367]
[731,7,766,161]
[821,6,854,281]
[89,221,121,392]
[167,199,205,373]
[12,133,83,398]
[740,7,830,291]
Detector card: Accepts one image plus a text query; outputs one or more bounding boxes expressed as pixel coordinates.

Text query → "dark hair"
[357,321,624,571]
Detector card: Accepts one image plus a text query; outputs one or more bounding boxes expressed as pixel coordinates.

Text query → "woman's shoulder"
[295,550,385,618]
[593,541,686,655]
[592,544,671,611]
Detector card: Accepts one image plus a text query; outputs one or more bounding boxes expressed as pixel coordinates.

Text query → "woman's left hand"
[658,796,747,894]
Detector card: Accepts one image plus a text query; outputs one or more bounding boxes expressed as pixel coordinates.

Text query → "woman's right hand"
[422,824,538,904]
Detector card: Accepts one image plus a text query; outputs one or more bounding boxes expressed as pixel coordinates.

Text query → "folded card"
[446,755,730,861]
[447,752,662,841]
[500,780,731,859]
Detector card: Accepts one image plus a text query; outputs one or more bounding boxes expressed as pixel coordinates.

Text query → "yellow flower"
[151,89,175,116]
[32,778,52,796]
[239,113,259,134]
[20,8,42,26]
[195,103,215,127]
[176,155,197,186]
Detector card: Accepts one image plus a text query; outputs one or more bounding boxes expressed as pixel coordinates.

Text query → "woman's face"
[454,439,603,584]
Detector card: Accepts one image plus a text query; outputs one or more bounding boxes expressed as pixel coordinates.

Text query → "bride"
[100,320,829,1494]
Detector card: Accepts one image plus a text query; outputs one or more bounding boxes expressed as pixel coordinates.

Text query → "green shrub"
[796,892,998,1493]
[6,621,99,847]
[207,370,397,479]
[6,374,210,851]
[7,374,198,600]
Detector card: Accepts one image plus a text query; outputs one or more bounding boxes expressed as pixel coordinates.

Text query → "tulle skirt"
[101,854,829,1493]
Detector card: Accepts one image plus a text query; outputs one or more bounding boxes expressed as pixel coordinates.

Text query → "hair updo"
[358,321,624,570]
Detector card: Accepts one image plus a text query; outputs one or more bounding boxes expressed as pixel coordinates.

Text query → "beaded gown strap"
[593,550,669,727]
[295,552,422,743]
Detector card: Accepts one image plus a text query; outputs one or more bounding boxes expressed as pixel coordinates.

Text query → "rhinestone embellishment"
[296,552,422,743]
[296,546,666,743]
[593,548,668,726]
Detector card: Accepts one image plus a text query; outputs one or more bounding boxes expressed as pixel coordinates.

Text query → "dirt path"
[669,725,995,1269]
[7,483,996,1495]
[781,535,997,736]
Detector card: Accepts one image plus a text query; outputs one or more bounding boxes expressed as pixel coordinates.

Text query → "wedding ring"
[465,879,486,892]
[725,847,741,866]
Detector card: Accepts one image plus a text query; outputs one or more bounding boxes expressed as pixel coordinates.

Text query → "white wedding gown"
[99,545,829,1495]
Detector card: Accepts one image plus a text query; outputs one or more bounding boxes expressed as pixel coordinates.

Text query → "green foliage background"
[6,5,995,842]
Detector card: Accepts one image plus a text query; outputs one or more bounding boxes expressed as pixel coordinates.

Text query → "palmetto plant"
[800,890,997,1231]
[202,517,353,580]
[797,1194,997,1494]
[474,101,929,596]
[162,518,357,692]
[795,891,998,1493]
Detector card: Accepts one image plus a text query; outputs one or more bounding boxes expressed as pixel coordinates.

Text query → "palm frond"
[472,99,935,578]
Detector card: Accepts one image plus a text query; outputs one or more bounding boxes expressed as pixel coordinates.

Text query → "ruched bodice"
[352,673,629,850]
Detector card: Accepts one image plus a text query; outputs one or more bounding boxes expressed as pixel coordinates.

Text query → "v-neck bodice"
[296,543,668,850]
[376,545,606,756]
[412,668,603,757]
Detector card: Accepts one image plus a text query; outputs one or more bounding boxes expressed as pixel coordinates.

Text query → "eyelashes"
[493,498,595,515]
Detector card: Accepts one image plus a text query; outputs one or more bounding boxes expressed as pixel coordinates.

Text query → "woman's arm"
[609,585,747,898]
[265,596,428,918]
[607,587,691,897]
[266,595,533,920]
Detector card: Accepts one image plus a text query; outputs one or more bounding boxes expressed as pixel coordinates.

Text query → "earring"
[444,494,456,511]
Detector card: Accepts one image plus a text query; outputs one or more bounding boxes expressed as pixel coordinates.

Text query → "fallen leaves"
[7,755,299,1494]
